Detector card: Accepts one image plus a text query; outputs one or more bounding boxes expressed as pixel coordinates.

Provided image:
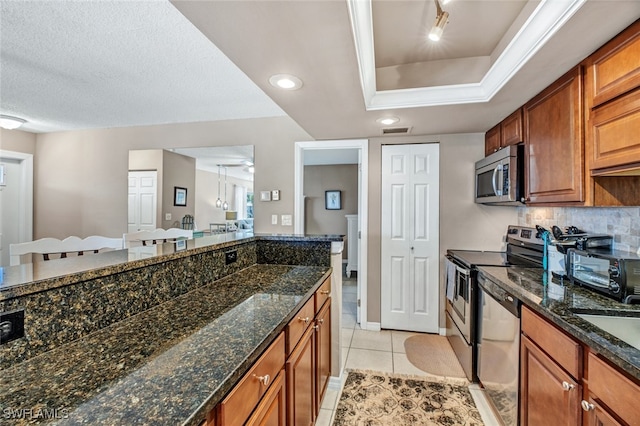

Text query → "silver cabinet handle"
[298,316,310,325]
[581,400,594,411]
[254,374,270,386]
[562,381,575,391]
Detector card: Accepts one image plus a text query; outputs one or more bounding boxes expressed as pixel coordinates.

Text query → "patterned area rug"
[333,370,483,426]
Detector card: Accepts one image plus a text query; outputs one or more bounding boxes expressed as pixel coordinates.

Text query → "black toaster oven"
[568,248,640,303]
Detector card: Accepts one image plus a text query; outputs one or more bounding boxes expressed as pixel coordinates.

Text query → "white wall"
[195,169,253,230]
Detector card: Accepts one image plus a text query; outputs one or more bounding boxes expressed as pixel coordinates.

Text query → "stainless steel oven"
[445,256,473,380]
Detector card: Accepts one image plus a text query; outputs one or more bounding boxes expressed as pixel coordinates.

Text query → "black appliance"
[568,248,640,303]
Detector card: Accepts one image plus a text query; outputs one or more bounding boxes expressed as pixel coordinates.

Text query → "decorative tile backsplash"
[518,207,640,253]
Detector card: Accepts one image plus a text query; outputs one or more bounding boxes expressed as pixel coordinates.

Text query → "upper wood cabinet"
[585,19,640,175]
[524,66,584,204]
[484,108,523,156]
[585,19,640,108]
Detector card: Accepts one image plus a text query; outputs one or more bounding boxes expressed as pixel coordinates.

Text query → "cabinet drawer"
[286,297,315,356]
[521,306,581,379]
[218,333,285,426]
[587,352,640,425]
[314,278,331,313]
[590,88,640,172]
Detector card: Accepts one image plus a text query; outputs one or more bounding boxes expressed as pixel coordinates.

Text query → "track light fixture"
[428,0,449,42]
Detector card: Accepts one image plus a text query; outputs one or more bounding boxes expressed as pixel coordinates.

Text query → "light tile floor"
[314,276,500,426]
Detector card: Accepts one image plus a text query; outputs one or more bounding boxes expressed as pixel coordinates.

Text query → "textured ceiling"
[0,0,285,133]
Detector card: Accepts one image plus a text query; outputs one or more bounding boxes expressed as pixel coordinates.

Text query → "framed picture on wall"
[325,190,341,210]
[174,186,187,206]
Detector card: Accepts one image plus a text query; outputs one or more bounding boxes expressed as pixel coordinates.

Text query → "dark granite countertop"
[0,264,332,425]
[0,233,343,302]
[477,266,640,381]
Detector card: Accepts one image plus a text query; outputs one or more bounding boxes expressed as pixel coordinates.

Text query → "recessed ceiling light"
[269,74,303,90]
[377,116,399,126]
[0,115,26,130]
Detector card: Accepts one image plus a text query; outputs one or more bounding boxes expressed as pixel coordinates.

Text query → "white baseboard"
[328,375,343,390]
[364,322,381,331]
[439,327,447,336]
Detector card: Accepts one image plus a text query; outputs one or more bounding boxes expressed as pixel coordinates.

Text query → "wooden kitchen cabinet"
[585,20,640,175]
[524,66,584,204]
[484,108,523,156]
[583,352,640,426]
[520,307,582,425]
[485,123,501,156]
[246,369,287,426]
[520,335,582,426]
[216,333,285,425]
[286,324,316,426]
[315,297,331,411]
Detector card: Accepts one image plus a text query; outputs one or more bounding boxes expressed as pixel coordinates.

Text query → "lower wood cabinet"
[520,306,640,426]
[246,369,287,426]
[520,334,582,426]
[207,277,332,426]
[286,324,316,426]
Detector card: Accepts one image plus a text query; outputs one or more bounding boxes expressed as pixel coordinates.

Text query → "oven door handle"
[492,164,502,196]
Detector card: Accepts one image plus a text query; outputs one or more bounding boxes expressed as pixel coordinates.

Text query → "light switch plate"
[165,213,172,221]
[281,215,292,226]
[271,190,280,201]
[272,214,278,225]
[260,191,271,201]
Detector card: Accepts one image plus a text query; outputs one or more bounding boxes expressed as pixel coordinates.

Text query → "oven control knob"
[608,266,620,278]
[609,281,620,293]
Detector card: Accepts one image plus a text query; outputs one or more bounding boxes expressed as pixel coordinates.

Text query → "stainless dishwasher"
[477,273,521,426]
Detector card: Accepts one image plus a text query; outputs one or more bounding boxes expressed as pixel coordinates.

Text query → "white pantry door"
[381,144,440,332]
[128,171,157,233]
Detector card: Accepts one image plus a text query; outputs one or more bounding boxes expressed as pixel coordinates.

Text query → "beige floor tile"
[342,313,356,329]
[341,327,354,348]
[351,329,392,352]
[392,352,433,376]
[345,348,393,373]
[341,347,349,373]
[390,330,422,354]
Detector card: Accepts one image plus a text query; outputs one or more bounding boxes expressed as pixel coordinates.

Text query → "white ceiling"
[0,0,284,133]
[1,0,639,140]
[170,145,254,181]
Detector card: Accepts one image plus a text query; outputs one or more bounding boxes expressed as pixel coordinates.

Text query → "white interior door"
[128,171,157,233]
[381,143,439,332]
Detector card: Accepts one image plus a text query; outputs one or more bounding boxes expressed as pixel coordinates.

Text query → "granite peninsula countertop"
[478,266,640,381]
[1,264,332,425]
[0,232,343,302]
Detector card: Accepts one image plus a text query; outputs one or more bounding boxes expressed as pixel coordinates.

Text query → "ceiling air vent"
[381,126,411,135]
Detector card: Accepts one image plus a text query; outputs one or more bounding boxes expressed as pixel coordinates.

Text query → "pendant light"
[222,167,229,210]
[215,165,222,208]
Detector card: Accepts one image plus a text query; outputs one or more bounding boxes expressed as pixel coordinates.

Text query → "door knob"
[581,400,594,411]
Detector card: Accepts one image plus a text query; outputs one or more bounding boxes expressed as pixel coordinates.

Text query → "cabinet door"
[485,123,501,156]
[246,370,286,426]
[520,335,582,426]
[315,298,331,415]
[286,325,315,426]
[585,19,640,107]
[582,397,623,426]
[501,108,524,147]
[524,66,584,204]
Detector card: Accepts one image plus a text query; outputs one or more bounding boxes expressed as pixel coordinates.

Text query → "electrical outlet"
[165,213,172,221]
[272,215,278,225]
[282,215,292,226]
[1,309,25,345]
[225,250,238,265]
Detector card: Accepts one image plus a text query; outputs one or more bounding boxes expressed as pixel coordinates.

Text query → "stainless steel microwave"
[475,144,524,205]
